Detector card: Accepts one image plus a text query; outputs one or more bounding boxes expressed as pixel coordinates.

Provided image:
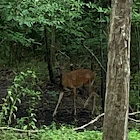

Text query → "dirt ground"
[0,68,103,130]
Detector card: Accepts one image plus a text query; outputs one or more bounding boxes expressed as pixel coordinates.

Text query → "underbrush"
[0,126,139,140]
[15,60,49,81]
[0,65,139,140]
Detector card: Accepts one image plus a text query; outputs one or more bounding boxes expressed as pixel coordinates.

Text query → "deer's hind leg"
[84,82,93,108]
[73,88,77,116]
[53,91,64,117]
[84,91,94,108]
[91,92,96,115]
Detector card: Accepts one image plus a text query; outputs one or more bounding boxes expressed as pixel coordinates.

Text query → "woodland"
[0,0,140,140]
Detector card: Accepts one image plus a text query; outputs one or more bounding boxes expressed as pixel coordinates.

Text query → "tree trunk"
[99,6,106,112]
[103,0,132,140]
[51,26,56,67]
[44,26,55,83]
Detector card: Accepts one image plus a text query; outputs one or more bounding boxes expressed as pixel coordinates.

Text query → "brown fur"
[53,69,95,117]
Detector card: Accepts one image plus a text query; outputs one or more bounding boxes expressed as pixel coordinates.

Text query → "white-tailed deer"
[53,69,96,117]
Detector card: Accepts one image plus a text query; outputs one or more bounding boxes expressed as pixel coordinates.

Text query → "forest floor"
[0,68,103,130]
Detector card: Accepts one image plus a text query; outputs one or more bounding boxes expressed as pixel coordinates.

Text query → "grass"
[0,126,139,140]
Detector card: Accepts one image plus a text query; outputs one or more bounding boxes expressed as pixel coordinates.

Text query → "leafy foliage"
[0,0,140,136]
[130,72,140,111]
[0,0,110,66]
[133,0,140,26]
[0,70,41,129]
[0,126,139,140]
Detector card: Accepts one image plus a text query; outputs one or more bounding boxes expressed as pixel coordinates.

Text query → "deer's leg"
[91,93,96,115]
[84,84,93,108]
[73,88,77,116]
[84,92,94,108]
[53,91,64,117]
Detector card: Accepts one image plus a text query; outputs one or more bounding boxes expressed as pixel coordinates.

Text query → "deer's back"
[62,69,94,88]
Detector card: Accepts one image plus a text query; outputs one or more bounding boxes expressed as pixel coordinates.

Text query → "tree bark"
[44,26,55,83]
[103,0,132,140]
[51,26,56,67]
[99,5,106,112]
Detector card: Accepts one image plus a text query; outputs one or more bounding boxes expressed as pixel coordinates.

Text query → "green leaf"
[23,125,28,130]
[13,106,18,112]
[24,21,32,27]
[8,90,12,96]
[7,15,13,21]
[17,98,21,104]
[10,96,14,103]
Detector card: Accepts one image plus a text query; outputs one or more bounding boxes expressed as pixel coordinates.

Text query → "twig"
[73,113,104,131]
[33,42,42,45]
[57,50,70,60]
[0,127,45,133]
[128,117,140,123]
[74,111,140,130]
[0,39,6,45]
[83,45,106,73]
[129,111,140,116]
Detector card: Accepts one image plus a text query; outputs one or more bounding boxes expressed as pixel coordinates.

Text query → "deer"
[52,68,96,117]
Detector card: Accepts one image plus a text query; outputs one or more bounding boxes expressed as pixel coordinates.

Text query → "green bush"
[129,130,140,140]
[0,70,41,129]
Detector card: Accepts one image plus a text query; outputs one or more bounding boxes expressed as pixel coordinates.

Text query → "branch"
[83,45,106,73]
[74,111,140,130]
[0,39,6,45]
[0,127,45,133]
[33,42,42,45]
[57,50,70,60]
[128,117,140,123]
[73,113,104,131]
[129,111,140,116]
[1,112,139,132]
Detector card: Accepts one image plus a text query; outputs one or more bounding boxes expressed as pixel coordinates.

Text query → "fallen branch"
[0,127,45,133]
[74,111,140,130]
[0,112,139,132]
[73,113,104,131]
